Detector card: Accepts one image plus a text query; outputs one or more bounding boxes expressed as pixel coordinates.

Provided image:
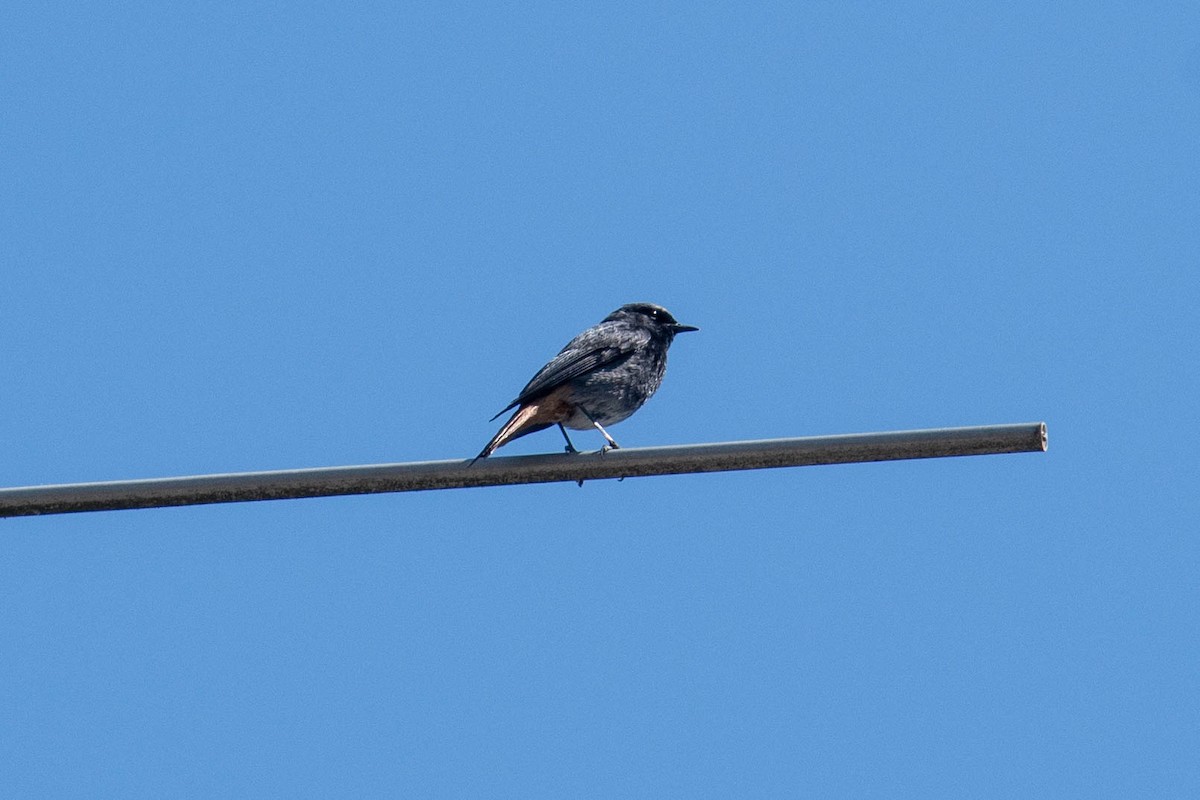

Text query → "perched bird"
[474,302,698,460]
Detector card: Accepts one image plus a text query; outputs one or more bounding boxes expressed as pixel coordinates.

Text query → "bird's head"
[605,303,699,338]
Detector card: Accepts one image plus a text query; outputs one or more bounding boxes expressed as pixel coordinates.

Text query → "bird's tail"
[471,405,552,463]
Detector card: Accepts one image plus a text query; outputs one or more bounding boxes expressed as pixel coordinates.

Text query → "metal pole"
[0,422,1046,518]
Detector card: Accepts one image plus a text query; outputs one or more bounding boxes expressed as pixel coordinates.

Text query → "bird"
[474,302,698,461]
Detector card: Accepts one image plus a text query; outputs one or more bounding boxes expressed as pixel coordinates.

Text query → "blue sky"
[2,1,1198,796]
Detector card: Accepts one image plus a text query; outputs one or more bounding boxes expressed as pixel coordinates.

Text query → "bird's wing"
[491,324,648,418]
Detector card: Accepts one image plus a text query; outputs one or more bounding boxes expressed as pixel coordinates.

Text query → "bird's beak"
[671,323,699,333]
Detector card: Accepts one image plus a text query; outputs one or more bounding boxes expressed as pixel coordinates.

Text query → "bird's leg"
[557,423,579,454]
[594,423,620,452]
[578,407,620,451]
[558,425,586,486]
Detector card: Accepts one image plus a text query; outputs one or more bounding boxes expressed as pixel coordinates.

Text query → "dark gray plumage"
[475,303,698,460]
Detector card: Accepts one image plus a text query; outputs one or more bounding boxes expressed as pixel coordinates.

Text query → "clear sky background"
[2,2,1198,797]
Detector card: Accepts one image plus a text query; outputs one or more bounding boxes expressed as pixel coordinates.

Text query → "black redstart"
[474,302,698,460]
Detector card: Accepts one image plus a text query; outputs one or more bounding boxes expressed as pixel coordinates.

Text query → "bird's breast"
[560,346,668,428]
